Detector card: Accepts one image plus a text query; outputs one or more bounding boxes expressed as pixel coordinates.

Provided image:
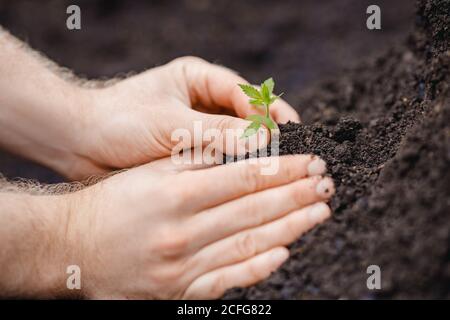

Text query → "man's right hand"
[57,154,334,299]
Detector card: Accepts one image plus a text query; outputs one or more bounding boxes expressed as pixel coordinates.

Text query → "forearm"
[0,188,75,298]
[0,27,91,174]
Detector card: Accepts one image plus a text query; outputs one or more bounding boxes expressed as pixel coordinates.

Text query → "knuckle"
[147,265,185,297]
[236,233,257,259]
[291,178,317,207]
[171,56,209,67]
[210,274,227,298]
[247,261,269,281]
[241,163,263,190]
[285,218,301,240]
[276,155,306,181]
[174,187,195,208]
[240,197,265,226]
[282,159,300,181]
[160,265,184,283]
[168,56,210,82]
[283,210,306,241]
[171,173,196,208]
[155,226,190,257]
[289,183,305,207]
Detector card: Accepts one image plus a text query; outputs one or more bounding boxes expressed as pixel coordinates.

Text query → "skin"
[0,27,334,299]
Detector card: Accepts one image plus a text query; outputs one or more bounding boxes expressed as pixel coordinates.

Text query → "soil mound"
[225,0,450,299]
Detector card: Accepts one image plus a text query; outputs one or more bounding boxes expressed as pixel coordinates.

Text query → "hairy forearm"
[0,27,92,174]
[0,190,72,298]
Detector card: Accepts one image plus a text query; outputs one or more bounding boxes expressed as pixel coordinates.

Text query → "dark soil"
[0,0,448,299]
[225,0,450,299]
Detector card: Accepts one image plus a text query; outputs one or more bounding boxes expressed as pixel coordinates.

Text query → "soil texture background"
[226,0,450,299]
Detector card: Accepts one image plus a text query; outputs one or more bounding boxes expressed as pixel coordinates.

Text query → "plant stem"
[264,103,270,118]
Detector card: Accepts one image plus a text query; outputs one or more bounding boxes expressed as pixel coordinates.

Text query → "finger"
[183,247,289,299]
[189,203,331,277]
[169,109,270,156]
[174,154,327,212]
[270,98,301,123]
[199,112,270,155]
[188,176,334,248]
[144,153,216,173]
[171,56,300,123]
[170,56,254,117]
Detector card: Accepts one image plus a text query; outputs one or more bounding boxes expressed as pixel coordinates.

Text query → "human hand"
[68,57,300,179]
[0,30,299,180]
[61,155,333,299]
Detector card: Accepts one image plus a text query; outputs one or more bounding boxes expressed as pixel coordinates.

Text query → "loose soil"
[0,0,448,299]
[225,0,450,299]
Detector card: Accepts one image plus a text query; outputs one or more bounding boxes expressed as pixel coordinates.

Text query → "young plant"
[238,78,282,138]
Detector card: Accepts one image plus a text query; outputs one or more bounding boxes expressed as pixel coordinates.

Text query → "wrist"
[0,192,85,298]
[46,84,99,176]
[0,77,94,177]
[30,83,96,177]
[0,30,99,178]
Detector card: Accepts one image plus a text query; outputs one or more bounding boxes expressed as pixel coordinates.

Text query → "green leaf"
[249,98,264,106]
[262,117,278,130]
[263,78,275,95]
[260,83,271,104]
[240,121,261,139]
[269,93,283,105]
[239,77,282,138]
[238,84,261,100]
[245,114,266,124]
[246,114,278,130]
[246,114,265,123]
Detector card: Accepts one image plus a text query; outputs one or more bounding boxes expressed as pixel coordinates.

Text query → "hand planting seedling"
[239,78,282,138]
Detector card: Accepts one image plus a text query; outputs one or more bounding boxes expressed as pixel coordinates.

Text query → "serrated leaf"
[240,121,261,139]
[262,117,278,130]
[239,77,282,138]
[263,78,275,95]
[260,82,271,104]
[269,93,283,104]
[246,114,278,130]
[246,114,265,123]
[238,84,261,100]
[249,98,264,106]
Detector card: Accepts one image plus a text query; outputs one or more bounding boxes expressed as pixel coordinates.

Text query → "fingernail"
[308,202,331,223]
[307,157,327,176]
[316,177,335,198]
[271,248,289,266]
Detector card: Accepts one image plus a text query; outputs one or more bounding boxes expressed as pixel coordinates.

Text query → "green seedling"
[238,78,282,138]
